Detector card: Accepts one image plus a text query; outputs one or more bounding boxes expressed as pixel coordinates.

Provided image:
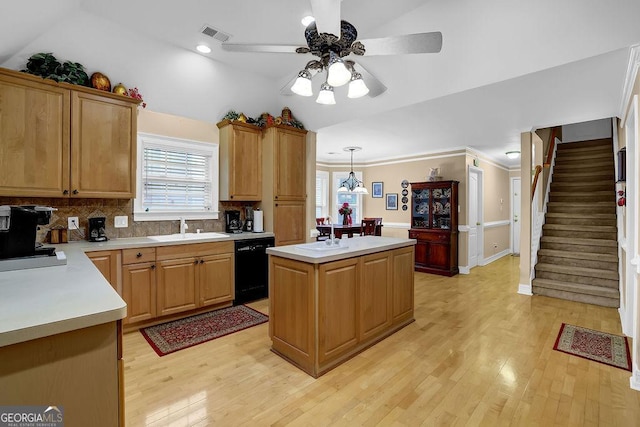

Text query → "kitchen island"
[266,236,416,377]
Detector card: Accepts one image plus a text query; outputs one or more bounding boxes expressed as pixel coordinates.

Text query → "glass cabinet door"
[411,188,430,228]
[431,187,452,229]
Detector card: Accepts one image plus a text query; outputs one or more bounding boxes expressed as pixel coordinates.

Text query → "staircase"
[532,138,620,307]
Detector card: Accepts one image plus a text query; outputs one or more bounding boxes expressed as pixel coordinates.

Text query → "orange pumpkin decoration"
[91,72,111,91]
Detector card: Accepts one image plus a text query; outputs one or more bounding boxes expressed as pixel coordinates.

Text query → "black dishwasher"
[234,237,275,305]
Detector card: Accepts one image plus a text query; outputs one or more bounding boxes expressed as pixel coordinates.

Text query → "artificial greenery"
[223,110,240,121]
[22,52,90,86]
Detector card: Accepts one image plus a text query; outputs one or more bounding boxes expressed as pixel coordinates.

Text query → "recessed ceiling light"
[301,16,315,27]
[196,44,212,54]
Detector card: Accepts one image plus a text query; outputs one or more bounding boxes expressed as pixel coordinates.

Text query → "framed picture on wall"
[372,182,383,198]
[386,193,398,210]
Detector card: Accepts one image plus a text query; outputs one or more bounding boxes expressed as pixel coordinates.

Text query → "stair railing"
[530,134,560,280]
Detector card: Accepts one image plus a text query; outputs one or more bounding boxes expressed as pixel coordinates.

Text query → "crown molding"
[619,44,640,127]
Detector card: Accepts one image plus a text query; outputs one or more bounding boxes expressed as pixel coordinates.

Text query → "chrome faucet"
[180,217,189,237]
[326,216,337,246]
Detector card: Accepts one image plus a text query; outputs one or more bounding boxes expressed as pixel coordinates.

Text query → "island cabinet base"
[269,245,415,377]
[0,321,122,426]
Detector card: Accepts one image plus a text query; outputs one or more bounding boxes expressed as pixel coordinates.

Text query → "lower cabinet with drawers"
[408,229,459,276]
[88,241,234,329]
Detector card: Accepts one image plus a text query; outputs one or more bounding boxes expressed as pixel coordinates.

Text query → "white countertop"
[266,236,416,264]
[0,232,274,348]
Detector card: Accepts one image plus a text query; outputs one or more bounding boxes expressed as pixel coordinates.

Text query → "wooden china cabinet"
[408,180,459,276]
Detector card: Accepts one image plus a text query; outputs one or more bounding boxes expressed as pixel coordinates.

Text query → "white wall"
[562,118,612,142]
[0,10,281,125]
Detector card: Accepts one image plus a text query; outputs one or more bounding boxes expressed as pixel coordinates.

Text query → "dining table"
[316,223,382,239]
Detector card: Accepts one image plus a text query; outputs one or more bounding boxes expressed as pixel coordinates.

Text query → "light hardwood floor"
[123,255,640,426]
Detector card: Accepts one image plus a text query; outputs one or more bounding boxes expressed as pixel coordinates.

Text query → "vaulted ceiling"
[2,0,640,166]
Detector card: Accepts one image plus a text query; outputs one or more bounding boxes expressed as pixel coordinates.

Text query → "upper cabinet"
[217,119,262,201]
[0,68,139,198]
[263,126,307,201]
[261,125,307,246]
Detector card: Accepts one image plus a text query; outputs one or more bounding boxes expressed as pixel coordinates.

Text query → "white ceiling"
[2,0,640,167]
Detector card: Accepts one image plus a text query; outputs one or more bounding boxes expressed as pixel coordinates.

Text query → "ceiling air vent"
[200,24,230,43]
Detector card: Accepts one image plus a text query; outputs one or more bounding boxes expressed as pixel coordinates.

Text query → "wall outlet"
[68,216,79,230]
[114,216,128,228]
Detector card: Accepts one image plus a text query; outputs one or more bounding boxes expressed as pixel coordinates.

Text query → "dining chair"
[364,217,383,236]
[360,218,377,236]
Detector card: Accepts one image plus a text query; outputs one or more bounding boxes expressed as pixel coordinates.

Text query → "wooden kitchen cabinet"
[217,119,262,201]
[71,91,137,198]
[408,180,459,276]
[156,242,234,317]
[156,256,198,316]
[121,248,157,324]
[273,200,306,246]
[0,67,138,198]
[0,69,70,197]
[87,250,121,294]
[270,245,414,377]
[261,125,308,246]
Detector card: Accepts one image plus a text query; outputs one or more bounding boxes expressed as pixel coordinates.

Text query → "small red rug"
[553,323,631,371]
[140,305,268,356]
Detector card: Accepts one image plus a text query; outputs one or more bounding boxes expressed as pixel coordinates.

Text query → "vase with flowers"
[339,202,352,225]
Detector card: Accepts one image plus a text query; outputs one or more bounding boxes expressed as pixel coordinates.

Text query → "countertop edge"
[266,237,416,264]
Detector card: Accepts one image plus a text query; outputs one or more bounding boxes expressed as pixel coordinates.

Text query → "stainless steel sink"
[148,232,228,242]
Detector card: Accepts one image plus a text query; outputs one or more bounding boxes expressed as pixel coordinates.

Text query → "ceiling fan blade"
[354,64,387,98]
[359,32,442,56]
[310,0,341,36]
[221,43,300,54]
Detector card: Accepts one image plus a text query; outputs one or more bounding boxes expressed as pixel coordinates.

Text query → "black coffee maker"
[225,210,242,233]
[0,205,56,259]
[88,217,108,242]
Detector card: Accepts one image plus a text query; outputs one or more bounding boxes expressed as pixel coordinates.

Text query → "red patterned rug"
[553,323,631,371]
[141,305,268,356]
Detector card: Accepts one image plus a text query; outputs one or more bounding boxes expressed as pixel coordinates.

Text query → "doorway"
[468,166,483,268]
[511,177,521,254]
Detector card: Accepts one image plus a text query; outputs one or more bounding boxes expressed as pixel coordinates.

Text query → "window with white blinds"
[316,171,329,218]
[134,133,219,221]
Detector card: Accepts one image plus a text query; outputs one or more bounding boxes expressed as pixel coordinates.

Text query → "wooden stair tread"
[535,263,619,280]
[537,249,618,262]
[540,236,618,247]
[532,278,620,298]
[545,213,615,219]
[542,224,617,232]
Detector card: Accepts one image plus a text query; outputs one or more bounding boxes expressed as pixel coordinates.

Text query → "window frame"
[133,132,220,222]
[316,170,329,219]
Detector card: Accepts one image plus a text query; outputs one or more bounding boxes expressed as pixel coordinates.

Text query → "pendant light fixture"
[338,147,368,194]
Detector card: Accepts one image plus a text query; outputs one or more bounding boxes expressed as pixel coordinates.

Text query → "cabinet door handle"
[194,259,199,265]
[230,195,234,199]
[136,252,142,258]
[72,189,79,195]
[275,195,278,199]
[199,259,204,264]
[151,264,155,270]
[63,189,69,195]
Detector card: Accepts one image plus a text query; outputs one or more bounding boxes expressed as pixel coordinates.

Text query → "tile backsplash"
[0,197,255,243]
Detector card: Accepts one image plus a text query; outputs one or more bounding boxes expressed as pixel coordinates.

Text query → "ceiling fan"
[221,0,442,103]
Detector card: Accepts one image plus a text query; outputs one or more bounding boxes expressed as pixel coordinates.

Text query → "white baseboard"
[631,372,640,392]
[518,283,533,295]
[459,265,470,274]
[480,249,511,266]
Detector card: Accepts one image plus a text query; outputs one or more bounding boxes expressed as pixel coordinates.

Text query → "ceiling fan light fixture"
[301,15,315,27]
[291,69,313,96]
[506,151,520,159]
[347,72,369,98]
[316,82,336,105]
[327,52,352,87]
